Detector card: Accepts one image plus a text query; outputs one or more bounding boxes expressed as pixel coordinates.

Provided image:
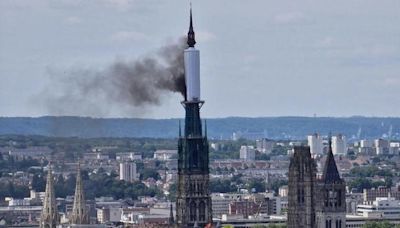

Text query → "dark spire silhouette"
[322,133,341,183]
[169,204,174,225]
[187,5,196,47]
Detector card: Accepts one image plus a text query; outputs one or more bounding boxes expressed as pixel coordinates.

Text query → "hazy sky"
[1,0,400,118]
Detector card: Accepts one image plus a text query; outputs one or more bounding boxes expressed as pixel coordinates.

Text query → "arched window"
[337,190,342,207]
[199,201,206,221]
[190,201,197,221]
[326,218,332,228]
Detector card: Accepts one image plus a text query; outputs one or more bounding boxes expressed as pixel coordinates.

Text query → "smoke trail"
[41,38,187,116]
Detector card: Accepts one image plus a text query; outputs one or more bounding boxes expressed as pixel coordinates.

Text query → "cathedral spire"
[70,162,89,224]
[187,5,196,47]
[322,133,341,183]
[40,163,59,228]
[169,204,174,225]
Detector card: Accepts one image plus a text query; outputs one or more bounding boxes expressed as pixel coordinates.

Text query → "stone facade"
[287,146,317,228]
[288,142,346,228]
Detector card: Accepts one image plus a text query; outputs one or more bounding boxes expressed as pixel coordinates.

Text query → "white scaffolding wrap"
[184,47,200,101]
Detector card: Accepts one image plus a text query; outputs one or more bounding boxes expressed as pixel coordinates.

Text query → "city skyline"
[1,0,400,118]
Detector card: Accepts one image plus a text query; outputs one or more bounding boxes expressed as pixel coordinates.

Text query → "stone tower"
[40,164,59,228]
[315,140,346,228]
[287,146,317,228]
[175,7,213,228]
[70,162,89,224]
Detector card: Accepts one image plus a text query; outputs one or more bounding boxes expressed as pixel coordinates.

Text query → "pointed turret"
[322,135,341,183]
[187,6,196,47]
[70,162,89,224]
[40,164,59,228]
[169,204,174,225]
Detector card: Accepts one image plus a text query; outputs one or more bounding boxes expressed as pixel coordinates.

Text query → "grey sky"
[0,0,399,118]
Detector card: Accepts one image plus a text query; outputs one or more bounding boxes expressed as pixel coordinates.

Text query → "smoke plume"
[41,38,187,117]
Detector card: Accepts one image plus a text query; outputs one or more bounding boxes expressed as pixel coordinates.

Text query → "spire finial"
[328,132,332,153]
[187,4,196,47]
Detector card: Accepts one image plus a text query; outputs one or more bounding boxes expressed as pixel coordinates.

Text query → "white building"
[375,139,390,155]
[212,193,243,217]
[307,133,323,155]
[256,138,274,154]
[332,134,347,155]
[153,150,177,160]
[119,162,138,182]
[357,196,400,219]
[240,146,255,161]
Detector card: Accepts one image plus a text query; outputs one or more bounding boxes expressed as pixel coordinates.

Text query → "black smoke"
[41,38,187,116]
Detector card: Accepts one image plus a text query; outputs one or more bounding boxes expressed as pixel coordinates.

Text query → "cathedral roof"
[322,138,342,184]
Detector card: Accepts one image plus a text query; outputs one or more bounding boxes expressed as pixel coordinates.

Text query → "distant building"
[308,133,323,155]
[153,150,177,160]
[256,138,274,154]
[116,152,142,161]
[278,186,288,197]
[119,162,138,182]
[358,140,374,154]
[357,196,400,219]
[363,187,400,203]
[212,193,242,217]
[332,134,347,155]
[375,139,389,155]
[240,146,255,161]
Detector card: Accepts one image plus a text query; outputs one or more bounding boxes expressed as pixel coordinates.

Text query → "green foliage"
[269,179,288,193]
[348,177,386,192]
[210,179,237,193]
[0,157,41,174]
[140,168,160,180]
[0,182,29,199]
[364,221,395,228]
[350,166,393,178]
[256,152,270,161]
[247,178,266,193]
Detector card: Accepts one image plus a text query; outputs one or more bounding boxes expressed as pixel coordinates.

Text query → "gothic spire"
[187,5,196,47]
[70,162,89,224]
[322,134,341,183]
[169,204,174,225]
[40,163,59,228]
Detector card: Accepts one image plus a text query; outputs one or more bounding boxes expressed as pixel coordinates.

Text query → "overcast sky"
[1,0,399,118]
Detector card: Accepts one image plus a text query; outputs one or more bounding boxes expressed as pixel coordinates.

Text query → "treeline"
[31,168,163,200]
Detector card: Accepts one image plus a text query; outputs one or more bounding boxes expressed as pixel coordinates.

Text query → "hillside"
[0,116,399,140]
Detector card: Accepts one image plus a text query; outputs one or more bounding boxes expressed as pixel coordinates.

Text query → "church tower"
[40,164,59,228]
[315,139,346,228]
[70,162,89,224]
[287,146,317,228]
[175,7,213,228]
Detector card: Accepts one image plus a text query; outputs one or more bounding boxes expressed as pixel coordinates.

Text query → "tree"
[247,179,266,193]
[364,221,394,228]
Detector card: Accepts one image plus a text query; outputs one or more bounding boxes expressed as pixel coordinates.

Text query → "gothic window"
[297,188,305,204]
[337,190,342,207]
[190,201,197,221]
[199,201,206,221]
[336,220,343,228]
[325,219,332,228]
[329,190,338,207]
[325,190,329,207]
